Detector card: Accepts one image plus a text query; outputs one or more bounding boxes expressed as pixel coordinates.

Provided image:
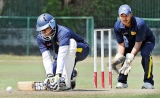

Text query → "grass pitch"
[0,55,160,98]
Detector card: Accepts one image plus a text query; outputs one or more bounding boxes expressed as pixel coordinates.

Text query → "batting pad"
[62,39,77,88]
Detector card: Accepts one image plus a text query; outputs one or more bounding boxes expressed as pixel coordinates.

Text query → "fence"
[0,16,160,56]
[1,0,160,28]
[0,16,94,56]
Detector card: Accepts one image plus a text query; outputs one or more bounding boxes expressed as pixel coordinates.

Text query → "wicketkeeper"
[112,4,155,89]
[36,13,89,91]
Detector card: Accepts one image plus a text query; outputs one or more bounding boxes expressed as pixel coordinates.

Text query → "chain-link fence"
[0,16,94,56]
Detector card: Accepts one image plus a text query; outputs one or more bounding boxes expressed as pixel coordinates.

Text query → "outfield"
[0,55,160,98]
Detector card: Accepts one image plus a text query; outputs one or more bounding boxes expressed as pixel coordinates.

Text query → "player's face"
[41,27,52,37]
[119,13,132,27]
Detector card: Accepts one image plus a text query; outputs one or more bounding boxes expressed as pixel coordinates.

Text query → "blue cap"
[118,4,131,15]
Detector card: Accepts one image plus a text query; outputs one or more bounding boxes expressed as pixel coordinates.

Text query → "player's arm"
[37,37,58,91]
[131,41,142,56]
[114,23,125,55]
[42,50,53,75]
[120,19,145,75]
[117,42,125,55]
[120,42,142,75]
[112,26,126,74]
[131,19,146,56]
[126,41,142,63]
[125,21,145,65]
[56,45,69,75]
[37,36,53,75]
[44,48,68,91]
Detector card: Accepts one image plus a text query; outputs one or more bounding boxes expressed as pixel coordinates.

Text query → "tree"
[43,0,132,28]
[43,0,131,17]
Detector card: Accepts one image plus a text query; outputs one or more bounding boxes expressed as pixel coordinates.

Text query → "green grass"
[0,55,160,98]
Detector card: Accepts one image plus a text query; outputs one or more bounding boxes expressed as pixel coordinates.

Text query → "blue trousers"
[118,42,155,85]
[52,42,89,77]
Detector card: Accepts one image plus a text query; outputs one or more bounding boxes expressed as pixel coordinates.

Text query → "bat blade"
[17,81,46,91]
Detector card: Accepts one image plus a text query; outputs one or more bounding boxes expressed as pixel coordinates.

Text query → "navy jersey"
[114,16,155,48]
[36,24,86,54]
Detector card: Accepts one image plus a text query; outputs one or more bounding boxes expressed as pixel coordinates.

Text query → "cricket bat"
[17,81,46,91]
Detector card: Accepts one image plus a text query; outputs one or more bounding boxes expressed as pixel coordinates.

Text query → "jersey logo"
[76,48,83,53]
[131,31,136,35]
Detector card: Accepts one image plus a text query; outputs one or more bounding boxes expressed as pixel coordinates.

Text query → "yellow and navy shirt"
[36,24,86,54]
[114,16,155,48]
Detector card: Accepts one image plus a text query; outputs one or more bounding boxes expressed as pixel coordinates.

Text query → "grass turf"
[0,55,160,98]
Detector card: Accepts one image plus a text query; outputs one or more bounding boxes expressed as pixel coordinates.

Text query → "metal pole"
[26,17,30,56]
[94,30,97,88]
[108,29,112,88]
[101,30,105,88]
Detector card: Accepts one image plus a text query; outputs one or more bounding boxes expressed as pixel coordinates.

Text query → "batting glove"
[50,74,60,91]
[51,74,67,91]
[44,74,55,90]
[119,53,134,75]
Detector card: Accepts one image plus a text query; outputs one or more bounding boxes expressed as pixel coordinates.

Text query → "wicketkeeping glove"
[111,53,125,74]
[119,53,134,75]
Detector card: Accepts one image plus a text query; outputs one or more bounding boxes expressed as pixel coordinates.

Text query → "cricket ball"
[6,86,12,93]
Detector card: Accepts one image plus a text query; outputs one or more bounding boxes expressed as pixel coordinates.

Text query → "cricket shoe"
[141,82,154,89]
[71,68,78,89]
[115,82,128,89]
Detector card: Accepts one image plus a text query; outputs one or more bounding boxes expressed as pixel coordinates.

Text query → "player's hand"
[44,74,55,89]
[111,53,125,74]
[51,74,66,91]
[119,53,134,75]
[126,53,134,62]
[51,74,60,91]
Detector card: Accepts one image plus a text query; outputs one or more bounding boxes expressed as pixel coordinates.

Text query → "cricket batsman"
[36,13,89,91]
[112,4,155,89]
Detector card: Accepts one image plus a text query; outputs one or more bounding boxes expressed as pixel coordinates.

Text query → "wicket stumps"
[94,29,112,89]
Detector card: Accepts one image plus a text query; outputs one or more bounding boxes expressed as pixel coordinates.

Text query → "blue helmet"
[36,13,56,41]
[36,13,56,31]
